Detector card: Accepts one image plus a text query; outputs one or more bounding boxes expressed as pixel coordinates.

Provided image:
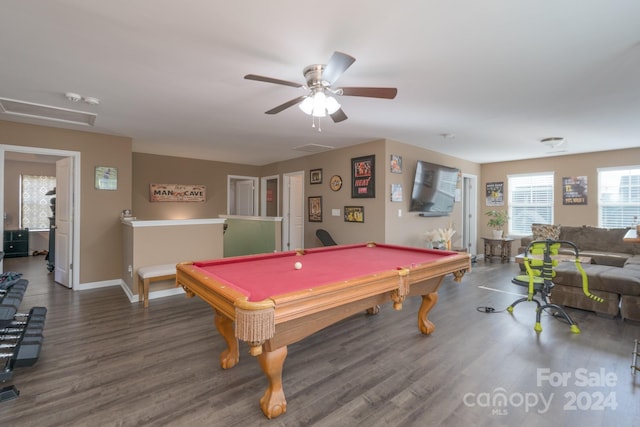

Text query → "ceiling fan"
[244,51,397,123]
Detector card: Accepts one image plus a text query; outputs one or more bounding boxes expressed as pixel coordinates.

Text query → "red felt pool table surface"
[192,243,455,302]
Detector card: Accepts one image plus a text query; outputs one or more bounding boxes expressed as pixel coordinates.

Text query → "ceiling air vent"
[0,97,96,126]
[293,143,334,153]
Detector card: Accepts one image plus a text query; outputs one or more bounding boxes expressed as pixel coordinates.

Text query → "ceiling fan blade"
[330,108,348,123]
[244,74,303,88]
[265,96,307,114]
[322,52,356,85]
[339,87,398,99]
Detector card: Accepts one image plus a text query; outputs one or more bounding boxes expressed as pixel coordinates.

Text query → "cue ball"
[294,262,302,270]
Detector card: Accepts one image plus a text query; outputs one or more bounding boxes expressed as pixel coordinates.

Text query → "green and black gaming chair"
[508,239,603,334]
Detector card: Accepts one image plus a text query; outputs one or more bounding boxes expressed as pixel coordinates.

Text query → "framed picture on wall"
[344,206,364,223]
[95,166,117,190]
[308,196,322,222]
[390,154,402,173]
[351,155,375,198]
[310,169,323,184]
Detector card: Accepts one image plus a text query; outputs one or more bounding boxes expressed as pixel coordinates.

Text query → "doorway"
[282,171,304,251]
[0,145,80,289]
[227,175,259,216]
[462,173,478,256]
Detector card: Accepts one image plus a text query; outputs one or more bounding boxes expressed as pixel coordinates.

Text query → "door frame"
[461,173,478,255]
[0,144,81,288]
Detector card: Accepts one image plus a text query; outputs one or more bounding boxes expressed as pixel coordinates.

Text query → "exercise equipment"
[0,276,47,402]
[507,239,602,334]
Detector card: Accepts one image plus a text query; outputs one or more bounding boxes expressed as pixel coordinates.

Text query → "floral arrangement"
[424,223,456,250]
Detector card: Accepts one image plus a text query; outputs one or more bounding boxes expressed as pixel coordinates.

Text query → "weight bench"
[137,264,177,308]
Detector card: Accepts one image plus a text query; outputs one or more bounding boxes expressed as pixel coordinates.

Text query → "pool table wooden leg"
[213,309,239,369]
[257,346,288,419]
[417,292,439,335]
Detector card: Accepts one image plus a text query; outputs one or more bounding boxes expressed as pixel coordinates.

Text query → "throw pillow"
[532,223,561,240]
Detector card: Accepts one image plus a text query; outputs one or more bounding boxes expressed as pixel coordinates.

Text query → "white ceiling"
[1,1,639,166]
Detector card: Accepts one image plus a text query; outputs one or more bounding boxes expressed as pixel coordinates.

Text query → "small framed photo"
[391,184,403,202]
[95,166,117,190]
[310,169,323,184]
[390,155,402,174]
[308,196,322,222]
[344,206,364,223]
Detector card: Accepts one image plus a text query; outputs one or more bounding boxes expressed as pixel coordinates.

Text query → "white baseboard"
[73,279,185,304]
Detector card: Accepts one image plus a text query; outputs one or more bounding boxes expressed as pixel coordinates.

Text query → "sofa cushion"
[550,285,620,318]
[532,223,561,240]
[554,263,640,296]
[624,255,640,267]
[620,295,640,322]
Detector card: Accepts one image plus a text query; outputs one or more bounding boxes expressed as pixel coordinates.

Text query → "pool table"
[176,242,470,419]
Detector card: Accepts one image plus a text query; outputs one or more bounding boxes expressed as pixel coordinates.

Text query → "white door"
[283,172,304,251]
[55,157,73,287]
[235,180,255,215]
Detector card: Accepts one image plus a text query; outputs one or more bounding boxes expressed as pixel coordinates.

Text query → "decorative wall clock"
[330,175,343,191]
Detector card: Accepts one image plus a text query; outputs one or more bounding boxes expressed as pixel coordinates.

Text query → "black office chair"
[507,239,602,334]
[316,229,338,246]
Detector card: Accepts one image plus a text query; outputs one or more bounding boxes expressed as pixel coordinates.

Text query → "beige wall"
[261,140,388,246]
[480,147,640,241]
[261,139,482,249]
[1,120,132,284]
[383,139,481,249]
[132,152,260,220]
[5,118,636,287]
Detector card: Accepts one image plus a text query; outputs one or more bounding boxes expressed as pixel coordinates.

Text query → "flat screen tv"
[409,160,459,216]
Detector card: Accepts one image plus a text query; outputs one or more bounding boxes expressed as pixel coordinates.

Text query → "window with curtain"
[598,166,640,228]
[508,172,554,235]
[21,174,56,231]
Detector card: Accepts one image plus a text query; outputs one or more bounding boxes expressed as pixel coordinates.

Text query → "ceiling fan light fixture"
[299,91,341,117]
[299,97,313,115]
[540,137,565,149]
[325,95,341,114]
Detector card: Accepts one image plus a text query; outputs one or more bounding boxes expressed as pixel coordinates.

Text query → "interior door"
[285,172,304,250]
[55,157,73,287]
[235,180,255,215]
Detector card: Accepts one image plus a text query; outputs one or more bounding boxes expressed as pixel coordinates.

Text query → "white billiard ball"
[294,262,302,270]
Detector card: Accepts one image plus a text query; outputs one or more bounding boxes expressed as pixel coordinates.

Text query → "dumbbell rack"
[0,276,47,402]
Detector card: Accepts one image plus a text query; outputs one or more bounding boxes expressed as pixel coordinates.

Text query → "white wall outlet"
[332,209,340,216]
[398,209,402,217]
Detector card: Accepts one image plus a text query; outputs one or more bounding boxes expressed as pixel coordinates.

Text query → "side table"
[482,237,515,263]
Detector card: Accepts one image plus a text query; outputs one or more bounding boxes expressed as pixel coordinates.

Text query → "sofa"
[519,224,640,321]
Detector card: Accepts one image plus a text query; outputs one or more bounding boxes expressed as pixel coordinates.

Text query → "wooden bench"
[137,264,176,308]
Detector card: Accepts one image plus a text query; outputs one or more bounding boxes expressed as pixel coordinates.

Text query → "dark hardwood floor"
[1,254,639,426]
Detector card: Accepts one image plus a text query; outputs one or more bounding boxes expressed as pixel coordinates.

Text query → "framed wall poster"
[310,169,323,184]
[308,196,322,222]
[351,155,375,198]
[95,166,117,190]
[485,181,504,206]
[390,154,402,173]
[562,176,588,205]
[344,206,364,223]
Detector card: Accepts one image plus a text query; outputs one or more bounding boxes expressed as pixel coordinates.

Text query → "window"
[21,174,56,231]
[508,172,554,235]
[598,166,640,228]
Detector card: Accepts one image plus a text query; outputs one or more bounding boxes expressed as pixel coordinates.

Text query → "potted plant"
[486,210,509,238]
